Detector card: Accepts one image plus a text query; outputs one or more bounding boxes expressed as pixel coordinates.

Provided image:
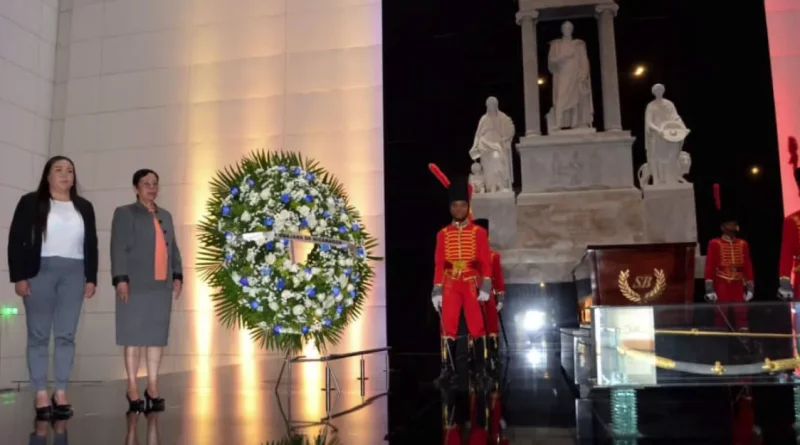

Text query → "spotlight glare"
[523,310,546,331]
[633,65,646,77]
[750,165,761,176]
[537,77,545,85]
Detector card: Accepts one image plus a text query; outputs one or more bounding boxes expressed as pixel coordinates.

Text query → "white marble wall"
[1,0,385,388]
[0,0,59,388]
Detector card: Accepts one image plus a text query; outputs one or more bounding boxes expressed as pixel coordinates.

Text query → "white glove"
[705,292,718,302]
[744,291,754,302]
[704,280,717,302]
[432,295,442,310]
[478,290,490,302]
[478,279,491,302]
[496,302,503,312]
[779,278,794,300]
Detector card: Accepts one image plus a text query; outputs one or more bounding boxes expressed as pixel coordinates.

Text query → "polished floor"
[2,336,799,444]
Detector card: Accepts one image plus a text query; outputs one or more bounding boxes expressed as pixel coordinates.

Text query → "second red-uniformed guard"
[472,218,505,369]
[704,183,754,330]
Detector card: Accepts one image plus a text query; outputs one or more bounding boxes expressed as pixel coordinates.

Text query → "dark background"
[382,0,783,354]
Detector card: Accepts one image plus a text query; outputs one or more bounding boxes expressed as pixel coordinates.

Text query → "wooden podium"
[574,243,696,325]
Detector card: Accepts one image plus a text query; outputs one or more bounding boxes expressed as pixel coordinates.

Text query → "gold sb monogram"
[631,275,654,289]
[618,269,667,304]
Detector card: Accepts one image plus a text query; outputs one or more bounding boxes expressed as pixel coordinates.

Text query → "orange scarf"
[151,210,168,281]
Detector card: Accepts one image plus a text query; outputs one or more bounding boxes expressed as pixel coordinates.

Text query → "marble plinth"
[642,184,698,243]
[471,191,517,249]
[501,188,645,283]
[517,131,635,193]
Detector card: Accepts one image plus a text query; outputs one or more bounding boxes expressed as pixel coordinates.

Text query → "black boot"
[435,338,457,387]
[473,336,494,387]
[487,336,499,375]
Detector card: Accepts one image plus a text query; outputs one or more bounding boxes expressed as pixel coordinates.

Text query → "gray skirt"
[116,283,172,347]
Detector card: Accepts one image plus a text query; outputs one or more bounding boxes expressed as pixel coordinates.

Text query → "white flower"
[241,211,252,222]
[292,305,305,316]
[281,290,292,300]
[265,254,276,265]
[258,321,268,330]
[260,189,271,200]
[269,302,279,312]
[314,308,324,317]
[298,206,310,217]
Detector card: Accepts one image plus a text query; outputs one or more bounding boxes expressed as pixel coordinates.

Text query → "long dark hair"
[35,156,80,238]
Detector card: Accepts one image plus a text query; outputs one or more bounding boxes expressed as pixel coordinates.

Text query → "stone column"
[516,11,541,136]
[595,4,622,132]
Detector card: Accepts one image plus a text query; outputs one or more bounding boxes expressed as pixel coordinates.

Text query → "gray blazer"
[110,202,183,291]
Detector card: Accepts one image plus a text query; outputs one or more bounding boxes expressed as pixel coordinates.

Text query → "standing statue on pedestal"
[546,21,594,133]
[469,97,515,193]
[643,84,691,186]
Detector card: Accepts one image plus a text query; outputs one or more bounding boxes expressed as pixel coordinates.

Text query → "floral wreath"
[197,151,379,354]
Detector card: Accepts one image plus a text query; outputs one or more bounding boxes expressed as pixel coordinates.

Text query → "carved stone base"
[502,188,645,283]
[471,191,517,249]
[516,131,635,193]
[642,184,697,244]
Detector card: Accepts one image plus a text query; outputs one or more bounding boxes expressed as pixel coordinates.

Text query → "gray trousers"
[24,257,85,392]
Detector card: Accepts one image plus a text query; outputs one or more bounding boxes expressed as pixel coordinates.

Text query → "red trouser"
[713,277,748,329]
[443,427,461,445]
[441,275,486,338]
[485,294,499,335]
[469,428,488,445]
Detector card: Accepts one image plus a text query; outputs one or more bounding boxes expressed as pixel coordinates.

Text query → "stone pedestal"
[642,184,697,243]
[502,188,645,283]
[517,131,635,193]
[471,191,517,249]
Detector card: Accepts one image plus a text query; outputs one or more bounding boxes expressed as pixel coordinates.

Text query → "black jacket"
[7,192,98,284]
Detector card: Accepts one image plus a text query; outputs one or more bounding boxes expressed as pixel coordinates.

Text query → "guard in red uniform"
[472,218,506,368]
[704,183,754,330]
[431,175,493,385]
[441,389,462,445]
[779,137,800,300]
[488,382,510,445]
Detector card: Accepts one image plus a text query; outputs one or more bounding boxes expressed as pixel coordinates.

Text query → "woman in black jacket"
[7,156,98,420]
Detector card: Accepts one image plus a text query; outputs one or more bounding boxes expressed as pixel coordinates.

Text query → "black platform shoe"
[144,390,165,412]
[50,395,73,419]
[126,393,145,413]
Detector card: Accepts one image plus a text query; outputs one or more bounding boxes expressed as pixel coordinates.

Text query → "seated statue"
[469,162,486,194]
[469,97,515,193]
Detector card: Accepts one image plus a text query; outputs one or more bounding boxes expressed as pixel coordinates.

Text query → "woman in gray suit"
[111,169,182,413]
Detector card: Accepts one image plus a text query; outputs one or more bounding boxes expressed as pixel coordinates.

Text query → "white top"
[41,200,85,260]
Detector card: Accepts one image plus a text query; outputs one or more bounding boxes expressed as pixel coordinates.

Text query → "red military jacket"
[779,210,800,283]
[490,250,506,298]
[434,221,492,285]
[705,236,754,283]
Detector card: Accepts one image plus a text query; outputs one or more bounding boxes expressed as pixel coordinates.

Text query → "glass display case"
[578,301,800,438]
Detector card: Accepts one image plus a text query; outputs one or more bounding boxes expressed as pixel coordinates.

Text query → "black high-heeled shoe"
[34,403,52,420]
[50,395,73,419]
[144,389,165,412]
[126,393,145,413]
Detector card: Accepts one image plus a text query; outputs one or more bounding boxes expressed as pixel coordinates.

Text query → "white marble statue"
[638,151,691,187]
[546,21,594,132]
[469,162,486,194]
[643,83,691,186]
[469,97,515,193]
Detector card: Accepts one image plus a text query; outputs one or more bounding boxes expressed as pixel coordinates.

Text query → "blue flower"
[300,218,308,228]
[352,273,360,283]
[261,267,271,276]
[323,211,331,219]
[222,205,231,216]
[250,301,260,310]
[338,226,347,234]
[293,167,302,175]
[280,194,290,204]
[332,287,341,296]
[265,241,275,251]
[225,231,233,241]
[278,165,287,172]
[239,277,249,287]
[321,244,330,252]
[304,268,312,275]
[304,194,313,203]
[264,217,274,226]
[225,253,233,261]
[352,223,360,231]
[247,178,255,188]
[231,187,239,196]
[357,247,365,257]
[323,318,332,327]
[305,173,315,182]
[344,268,352,276]
[276,279,285,290]
[336,305,344,314]
[273,325,282,335]
[283,239,289,247]
[349,290,356,298]
[301,326,309,334]
[306,287,316,298]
